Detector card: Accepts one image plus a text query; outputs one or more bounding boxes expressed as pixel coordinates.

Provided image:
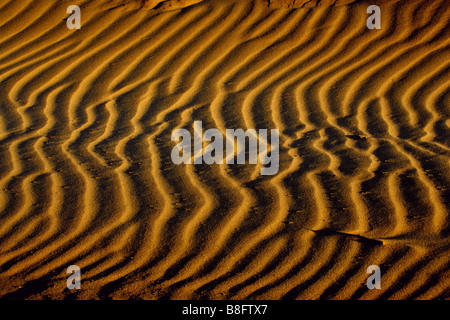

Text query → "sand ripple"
[0,0,449,299]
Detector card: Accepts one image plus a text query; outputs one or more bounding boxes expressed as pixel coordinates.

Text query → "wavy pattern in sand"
[0,0,449,299]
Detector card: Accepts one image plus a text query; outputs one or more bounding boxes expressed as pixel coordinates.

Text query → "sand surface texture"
[0,0,449,299]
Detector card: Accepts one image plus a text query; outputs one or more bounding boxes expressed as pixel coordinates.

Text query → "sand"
[0,0,449,300]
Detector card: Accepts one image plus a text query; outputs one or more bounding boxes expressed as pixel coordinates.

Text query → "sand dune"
[267,0,361,8]
[0,0,449,299]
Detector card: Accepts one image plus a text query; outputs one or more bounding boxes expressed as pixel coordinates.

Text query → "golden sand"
[0,0,449,299]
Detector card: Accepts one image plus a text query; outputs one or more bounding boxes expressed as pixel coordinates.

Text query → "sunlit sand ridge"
[0,0,449,299]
